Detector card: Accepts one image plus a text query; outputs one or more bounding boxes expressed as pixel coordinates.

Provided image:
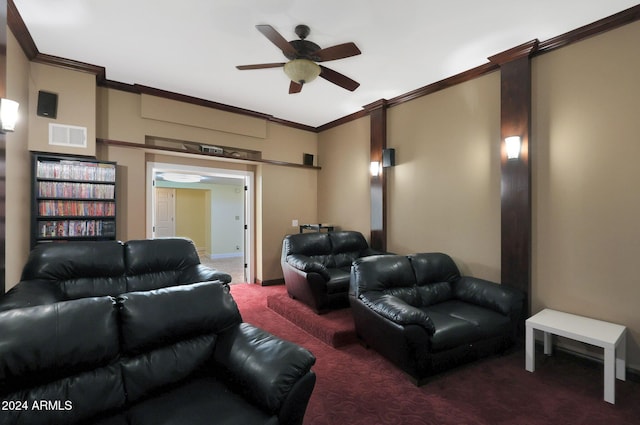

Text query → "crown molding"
[8,0,640,133]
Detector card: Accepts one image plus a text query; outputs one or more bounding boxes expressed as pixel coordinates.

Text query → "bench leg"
[616,335,626,381]
[525,325,535,372]
[543,331,553,355]
[604,347,615,404]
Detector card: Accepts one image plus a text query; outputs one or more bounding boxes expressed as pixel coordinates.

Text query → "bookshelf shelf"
[31,153,117,248]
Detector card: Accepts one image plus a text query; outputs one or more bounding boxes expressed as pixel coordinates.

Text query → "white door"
[154,187,175,237]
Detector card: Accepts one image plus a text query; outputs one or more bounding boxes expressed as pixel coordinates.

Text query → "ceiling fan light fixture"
[284,59,321,84]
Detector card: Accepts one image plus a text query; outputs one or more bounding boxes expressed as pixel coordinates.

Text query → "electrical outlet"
[292,219,299,227]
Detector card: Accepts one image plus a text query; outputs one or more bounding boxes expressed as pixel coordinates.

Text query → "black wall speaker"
[303,153,314,166]
[382,148,395,168]
[37,91,58,119]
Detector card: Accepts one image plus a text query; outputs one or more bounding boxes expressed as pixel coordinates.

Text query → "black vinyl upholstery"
[0,238,232,312]
[0,240,316,425]
[281,231,383,313]
[350,252,524,384]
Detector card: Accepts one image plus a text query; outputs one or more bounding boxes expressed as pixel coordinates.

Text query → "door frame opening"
[146,161,254,284]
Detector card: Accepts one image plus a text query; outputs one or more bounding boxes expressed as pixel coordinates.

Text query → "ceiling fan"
[236,24,361,94]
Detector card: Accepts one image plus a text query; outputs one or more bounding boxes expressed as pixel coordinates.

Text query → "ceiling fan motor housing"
[286,39,322,61]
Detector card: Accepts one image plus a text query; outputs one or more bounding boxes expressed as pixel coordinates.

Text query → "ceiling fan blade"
[319,65,360,91]
[236,63,285,70]
[313,42,361,62]
[289,81,303,94]
[256,24,298,56]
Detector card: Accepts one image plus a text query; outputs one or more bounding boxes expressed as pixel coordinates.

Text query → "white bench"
[525,308,626,404]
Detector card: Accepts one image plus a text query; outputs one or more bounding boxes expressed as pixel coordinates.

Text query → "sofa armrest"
[286,254,330,280]
[0,279,65,312]
[178,264,232,285]
[454,276,525,316]
[360,293,435,334]
[214,322,316,415]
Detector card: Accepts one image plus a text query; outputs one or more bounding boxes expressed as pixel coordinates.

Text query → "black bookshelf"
[31,153,117,249]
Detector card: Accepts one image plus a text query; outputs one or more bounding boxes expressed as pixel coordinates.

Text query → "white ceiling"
[13,0,639,128]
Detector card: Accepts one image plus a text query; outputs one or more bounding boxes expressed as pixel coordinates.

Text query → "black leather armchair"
[349,252,524,384]
[281,231,382,313]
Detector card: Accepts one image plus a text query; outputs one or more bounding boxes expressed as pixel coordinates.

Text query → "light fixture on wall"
[283,59,321,85]
[0,98,20,132]
[505,136,521,160]
[370,161,381,177]
[161,173,202,183]
[382,148,395,168]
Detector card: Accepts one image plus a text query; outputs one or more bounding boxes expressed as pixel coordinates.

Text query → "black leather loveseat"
[281,231,383,313]
[0,239,316,425]
[0,238,232,311]
[349,252,524,384]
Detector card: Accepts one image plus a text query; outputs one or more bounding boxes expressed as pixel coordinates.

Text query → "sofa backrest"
[282,231,370,269]
[123,238,202,292]
[17,238,210,302]
[329,231,370,268]
[20,240,128,299]
[117,281,242,403]
[350,255,420,306]
[0,296,126,425]
[409,253,461,306]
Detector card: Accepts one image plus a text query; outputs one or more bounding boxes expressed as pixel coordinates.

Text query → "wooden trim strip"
[97,138,321,170]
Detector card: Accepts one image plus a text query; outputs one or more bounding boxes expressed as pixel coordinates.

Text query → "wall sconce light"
[0,98,20,132]
[370,161,381,177]
[382,148,395,168]
[505,136,521,160]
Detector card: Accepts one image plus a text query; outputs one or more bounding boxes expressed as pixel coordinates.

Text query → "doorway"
[147,162,254,284]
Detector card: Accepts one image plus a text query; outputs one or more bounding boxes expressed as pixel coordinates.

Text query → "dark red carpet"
[266,292,357,347]
[231,283,640,425]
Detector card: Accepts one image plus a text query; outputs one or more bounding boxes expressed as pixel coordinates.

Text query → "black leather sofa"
[281,231,383,313]
[0,239,317,425]
[0,238,231,312]
[349,252,524,384]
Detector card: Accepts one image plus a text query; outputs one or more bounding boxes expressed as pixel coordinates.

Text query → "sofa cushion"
[282,232,331,257]
[429,300,512,339]
[324,267,351,294]
[0,297,126,425]
[117,281,241,355]
[20,241,127,299]
[124,238,203,292]
[329,231,369,268]
[420,308,479,352]
[351,255,419,305]
[417,281,453,307]
[117,282,242,403]
[126,376,274,425]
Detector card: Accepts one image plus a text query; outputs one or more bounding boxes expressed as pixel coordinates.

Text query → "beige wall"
[317,116,371,237]
[316,22,640,371]
[28,63,96,156]
[5,30,31,289]
[387,73,502,281]
[532,21,640,370]
[97,88,318,282]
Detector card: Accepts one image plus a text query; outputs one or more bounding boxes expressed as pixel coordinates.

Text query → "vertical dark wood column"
[0,0,8,293]
[489,41,538,315]
[364,99,388,252]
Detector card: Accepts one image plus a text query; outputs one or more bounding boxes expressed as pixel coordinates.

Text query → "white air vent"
[49,123,87,148]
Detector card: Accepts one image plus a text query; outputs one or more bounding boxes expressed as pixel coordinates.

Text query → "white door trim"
[146,162,255,284]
